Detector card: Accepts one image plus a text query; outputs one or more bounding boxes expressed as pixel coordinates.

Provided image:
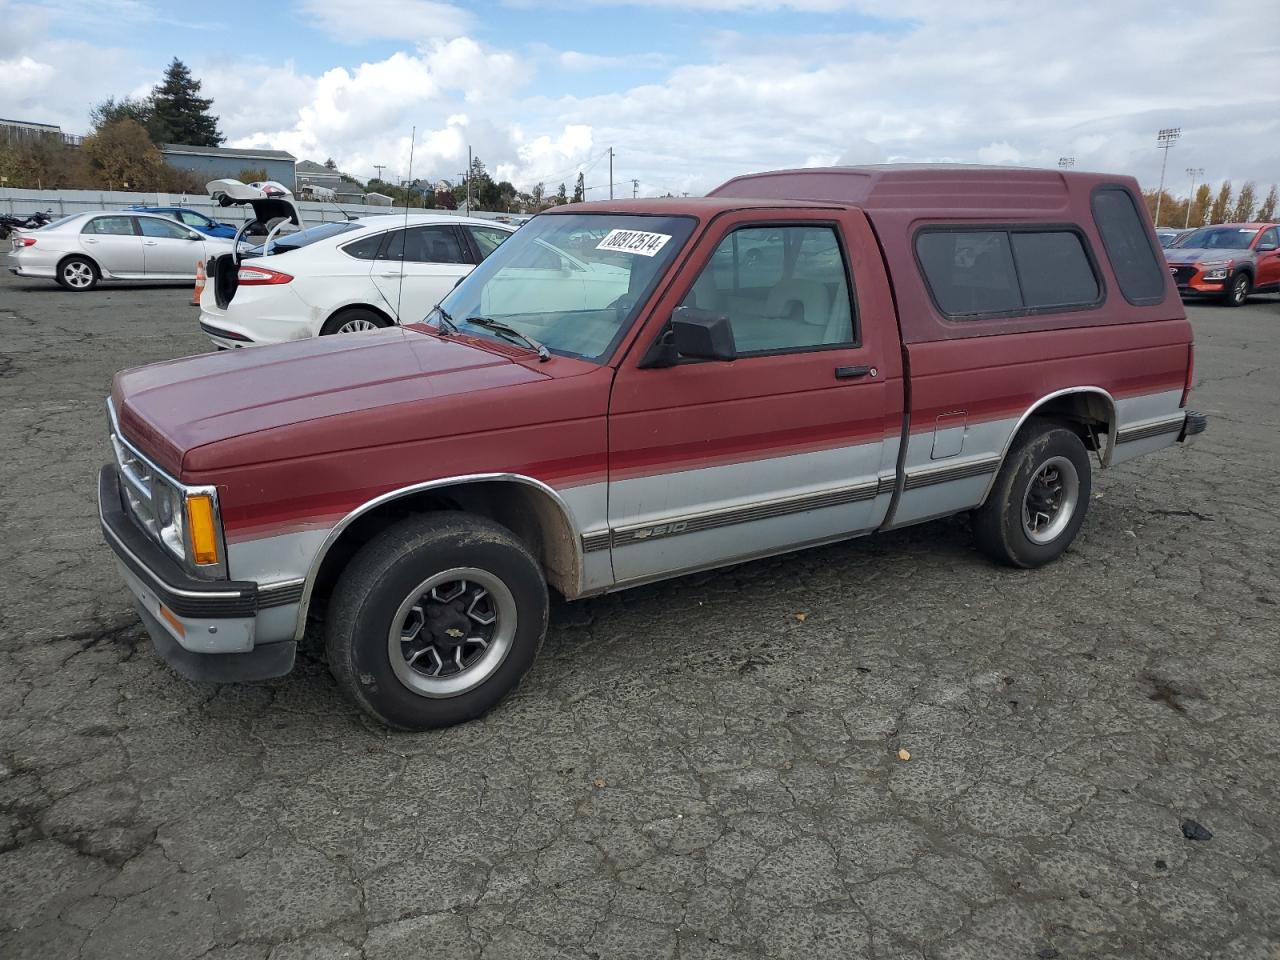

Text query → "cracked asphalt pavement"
[2,268,1279,959]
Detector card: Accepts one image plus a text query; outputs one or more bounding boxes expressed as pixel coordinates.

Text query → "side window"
[139,217,191,239]
[680,225,855,354]
[468,225,512,259]
[342,231,386,260]
[384,225,467,264]
[916,231,1020,316]
[1091,186,1166,305]
[178,211,209,227]
[83,216,136,237]
[1010,232,1099,309]
[1258,227,1278,249]
[916,228,1101,318]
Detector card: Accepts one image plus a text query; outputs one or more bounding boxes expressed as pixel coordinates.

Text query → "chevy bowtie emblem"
[445,628,464,638]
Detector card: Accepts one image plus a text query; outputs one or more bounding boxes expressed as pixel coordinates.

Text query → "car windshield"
[1179,226,1259,250]
[430,213,696,361]
[243,220,359,255]
[1158,232,1182,248]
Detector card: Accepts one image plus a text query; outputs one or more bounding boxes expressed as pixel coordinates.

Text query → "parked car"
[8,211,236,290]
[1162,222,1280,305]
[198,213,515,347]
[98,165,1204,729]
[1155,227,1191,248]
[127,205,238,239]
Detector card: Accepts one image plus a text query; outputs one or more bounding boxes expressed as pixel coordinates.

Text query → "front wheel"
[1222,272,1250,307]
[972,420,1092,568]
[325,512,548,730]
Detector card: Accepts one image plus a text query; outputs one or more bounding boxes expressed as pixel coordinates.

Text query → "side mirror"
[187,230,202,241]
[671,305,736,361]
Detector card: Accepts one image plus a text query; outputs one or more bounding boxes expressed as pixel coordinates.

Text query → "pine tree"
[1209,181,1233,224]
[1230,182,1257,223]
[1257,185,1279,222]
[572,171,585,203]
[148,58,223,146]
[324,157,337,170]
[555,182,568,205]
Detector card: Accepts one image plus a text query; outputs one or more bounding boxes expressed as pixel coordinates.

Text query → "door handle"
[143,240,159,246]
[835,365,874,379]
[380,271,402,277]
[83,238,98,244]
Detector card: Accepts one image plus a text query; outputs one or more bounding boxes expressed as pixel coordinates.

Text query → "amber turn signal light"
[185,494,220,565]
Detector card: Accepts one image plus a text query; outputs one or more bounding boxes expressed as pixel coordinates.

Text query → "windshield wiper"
[433,306,460,336]
[464,317,550,361]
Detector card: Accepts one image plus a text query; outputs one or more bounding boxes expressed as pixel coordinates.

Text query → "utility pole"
[1184,167,1204,228]
[1057,156,1075,169]
[608,147,614,200]
[373,164,386,181]
[467,145,473,211]
[1154,127,1181,226]
[631,178,639,199]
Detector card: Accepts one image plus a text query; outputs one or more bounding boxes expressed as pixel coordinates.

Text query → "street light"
[1154,127,1181,226]
[1058,157,1075,169]
[1184,167,1204,228]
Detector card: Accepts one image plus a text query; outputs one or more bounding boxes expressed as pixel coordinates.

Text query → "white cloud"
[295,0,473,42]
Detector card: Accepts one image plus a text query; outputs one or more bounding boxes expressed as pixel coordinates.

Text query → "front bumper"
[98,465,296,681]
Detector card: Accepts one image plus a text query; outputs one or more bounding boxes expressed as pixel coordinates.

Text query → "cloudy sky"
[2,0,1277,198]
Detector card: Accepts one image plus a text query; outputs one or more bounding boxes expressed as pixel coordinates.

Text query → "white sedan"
[7,211,235,290]
[198,214,515,347]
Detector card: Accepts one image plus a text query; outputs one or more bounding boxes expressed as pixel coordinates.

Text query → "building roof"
[296,160,336,174]
[161,143,296,162]
[0,117,62,131]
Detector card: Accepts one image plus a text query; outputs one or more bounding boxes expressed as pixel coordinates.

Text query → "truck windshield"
[430,213,696,361]
[1179,226,1259,250]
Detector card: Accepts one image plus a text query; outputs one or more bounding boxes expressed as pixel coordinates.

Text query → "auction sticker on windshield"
[596,229,672,257]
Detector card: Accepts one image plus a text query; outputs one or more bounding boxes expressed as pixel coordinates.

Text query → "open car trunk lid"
[205,179,305,308]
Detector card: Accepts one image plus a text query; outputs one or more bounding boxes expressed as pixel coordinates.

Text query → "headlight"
[153,478,187,560]
[1200,260,1230,281]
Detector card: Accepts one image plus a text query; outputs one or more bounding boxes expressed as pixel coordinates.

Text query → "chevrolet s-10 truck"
[99,165,1206,729]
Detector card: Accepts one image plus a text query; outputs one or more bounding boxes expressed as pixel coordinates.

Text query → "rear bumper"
[8,262,57,279]
[1179,409,1208,444]
[98,465,297,681]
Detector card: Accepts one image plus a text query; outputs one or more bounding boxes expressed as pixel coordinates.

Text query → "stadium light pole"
[1184,167,1204,228]
[1154,128,1181,226]
[1058,156,1075,169]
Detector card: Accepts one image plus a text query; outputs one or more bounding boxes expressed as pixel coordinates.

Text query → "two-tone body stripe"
[582,478,883,552]
[1115,412,1185,445]
[902,455,1002,491]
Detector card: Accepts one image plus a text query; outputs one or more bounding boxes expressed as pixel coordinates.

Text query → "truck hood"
[1164,246,1254,265]
[113,327,552,475]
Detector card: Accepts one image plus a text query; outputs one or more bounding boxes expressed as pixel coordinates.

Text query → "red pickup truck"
[99,165,1205,729]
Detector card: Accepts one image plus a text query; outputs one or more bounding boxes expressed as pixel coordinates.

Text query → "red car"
[1163,221,1280,306]
[99,165,1204,729]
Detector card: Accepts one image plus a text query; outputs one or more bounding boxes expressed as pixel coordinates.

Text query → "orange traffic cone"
[191,260,206,306]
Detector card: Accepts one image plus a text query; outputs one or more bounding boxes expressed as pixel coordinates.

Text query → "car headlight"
[1200,260,1231,281]
[146,473,224,574]
[153,478,187,560]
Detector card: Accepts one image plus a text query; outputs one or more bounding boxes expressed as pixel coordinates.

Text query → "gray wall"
[160,154,297,190]
[0,188,513,225]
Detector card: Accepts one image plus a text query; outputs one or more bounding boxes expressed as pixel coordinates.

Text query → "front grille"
[1169,265,1197,286]
[111,432,160,538]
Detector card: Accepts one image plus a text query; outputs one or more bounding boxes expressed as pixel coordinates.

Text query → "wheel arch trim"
[323,302,394,331]
[291,472,583,642]
[58,252,100,280]
[978,385,1117,506]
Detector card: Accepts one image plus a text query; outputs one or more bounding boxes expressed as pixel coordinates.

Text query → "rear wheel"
[57,256,98,291]
[973,420,1092,568]
[320,307,390,336]
[1222,272,1250,307]
[325,512,548,730]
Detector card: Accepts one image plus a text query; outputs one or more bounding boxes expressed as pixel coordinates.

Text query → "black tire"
[320,307,390,336]
[1222,271,1250,307]
[56,255,99,291]
[972,420,1092,569]
[325,512,548,730]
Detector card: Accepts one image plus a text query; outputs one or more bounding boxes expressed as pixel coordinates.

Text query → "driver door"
[605,209,901,584]
[139,216,203,277]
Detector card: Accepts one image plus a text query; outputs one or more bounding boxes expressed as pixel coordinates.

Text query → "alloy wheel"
[64,262,94,288]
[1021,455,1080,545]
[386,567,517,698]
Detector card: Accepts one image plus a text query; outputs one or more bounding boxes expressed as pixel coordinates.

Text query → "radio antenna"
[395,126,416,323]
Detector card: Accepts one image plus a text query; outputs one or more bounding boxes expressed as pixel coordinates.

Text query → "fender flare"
[291,472,582,642]
[977,386,1118,505]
